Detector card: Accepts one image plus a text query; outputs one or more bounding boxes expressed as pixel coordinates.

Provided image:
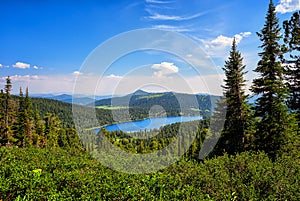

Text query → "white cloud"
[146,9,206,21]
[107,74,123,79]
[151,62,179,77]
[209,32,251,47]
[0,64,2,68]
[13,62,30,69]
[1,74,76,94]
[152,25,192,32]
[210,35,233,47]
[276,0,300,14]
[201,32,252,58]
[72,71,82,75]
[33,65,39,69]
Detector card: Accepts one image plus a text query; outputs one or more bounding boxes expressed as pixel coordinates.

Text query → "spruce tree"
[24,87,33,145]
[14,87,34,147]
[217,39,249,155]
[4,76,15,147]
[44,113,61,147]
[15,87,26,147]
[251,0,291,158]
[283,11,300,122]
[0,89,5,146]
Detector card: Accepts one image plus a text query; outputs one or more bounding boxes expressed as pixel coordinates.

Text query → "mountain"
[93,90,221,117]
[132,89,149,96]
[30,94,111,105]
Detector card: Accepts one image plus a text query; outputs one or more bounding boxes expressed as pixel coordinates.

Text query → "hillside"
[1,148,298,200]
[93,90,220,117]
[30,94,111,105]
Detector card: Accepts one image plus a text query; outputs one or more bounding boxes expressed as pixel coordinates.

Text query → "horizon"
[18,88,216,97]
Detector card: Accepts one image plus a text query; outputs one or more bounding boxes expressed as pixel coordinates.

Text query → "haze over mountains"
[31,89,260,108]
[30,94,111,105]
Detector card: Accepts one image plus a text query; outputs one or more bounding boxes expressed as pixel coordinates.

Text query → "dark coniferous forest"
[0,1,299,200]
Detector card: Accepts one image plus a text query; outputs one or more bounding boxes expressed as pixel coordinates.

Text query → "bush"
[0,148,299,200]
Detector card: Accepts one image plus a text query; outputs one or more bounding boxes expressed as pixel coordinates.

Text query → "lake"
[96,116,202,133]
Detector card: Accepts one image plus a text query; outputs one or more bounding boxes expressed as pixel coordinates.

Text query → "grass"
[96,105,128,110]
[137,94,164,100]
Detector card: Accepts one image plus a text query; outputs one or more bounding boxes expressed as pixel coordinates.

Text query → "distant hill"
[30,94,111,105]
[28,90,221,128]
[31,97,114,128]
[93,90,221,117]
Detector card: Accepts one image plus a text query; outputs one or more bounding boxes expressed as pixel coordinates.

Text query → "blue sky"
[0,0,299,95]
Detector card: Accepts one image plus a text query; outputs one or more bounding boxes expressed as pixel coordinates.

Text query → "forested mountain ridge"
[93,89,220,117]
[30,94,110,105]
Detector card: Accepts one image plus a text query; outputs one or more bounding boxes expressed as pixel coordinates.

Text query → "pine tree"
[207,98,226,157]
[44,113,61,147]
[14,87,26,147]
[24,87,34,145]
[251,0,291,158]
[3,76,15,147]
[283,11,300,123]
[217,39,249,155]
[14,87,34,147]
[32,109,45,147]
[0,89,5,146]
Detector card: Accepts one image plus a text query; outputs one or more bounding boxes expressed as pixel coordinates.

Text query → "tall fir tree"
[14,87,26,147]
[0,89,5,146]
[3,76,15,147]
[24,87,34,145]
[44,113,61,147]
[217,39,249,155]
[251,0,291,158]
[283,11,300,123]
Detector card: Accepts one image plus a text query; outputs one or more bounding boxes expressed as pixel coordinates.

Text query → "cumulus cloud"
[201,32,251,58]
[151,62,179,77]
[13,62,30,69]
[33,65,39,69]
[72,71,82,75]
[107,74,123,79]
[209,32,251,47]
[276,0,300,14]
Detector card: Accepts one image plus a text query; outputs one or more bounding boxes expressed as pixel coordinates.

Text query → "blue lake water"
[97,116,202,133]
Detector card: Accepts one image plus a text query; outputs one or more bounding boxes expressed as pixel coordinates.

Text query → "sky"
[0,0,299,95]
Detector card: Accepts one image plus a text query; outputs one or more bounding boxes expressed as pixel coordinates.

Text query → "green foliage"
[251,0,292,159]
[94,91,219,118]
[0,78,84,151]
[0,148,299,200]
[216,39,249,155]
[92,120,208,160]
[283,11,300,122]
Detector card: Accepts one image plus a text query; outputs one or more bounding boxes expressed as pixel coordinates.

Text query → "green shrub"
[0,148,299,200]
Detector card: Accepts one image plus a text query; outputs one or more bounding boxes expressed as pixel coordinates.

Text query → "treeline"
[86,120,209,160]
[0,78,84,151]
[95,91,218,118]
